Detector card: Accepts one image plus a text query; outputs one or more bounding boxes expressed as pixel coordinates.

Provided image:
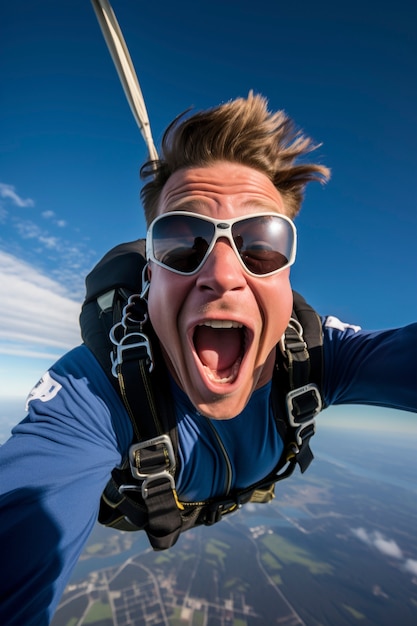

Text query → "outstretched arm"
[322,318,417,412]
[0,346,132,625]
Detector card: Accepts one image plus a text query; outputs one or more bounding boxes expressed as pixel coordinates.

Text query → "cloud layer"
[0,181,105,400]
[0,250,81,360]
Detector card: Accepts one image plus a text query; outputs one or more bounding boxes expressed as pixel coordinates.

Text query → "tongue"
[194,326,242,372]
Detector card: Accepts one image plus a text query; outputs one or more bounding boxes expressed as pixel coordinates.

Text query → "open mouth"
[193,320,248,384]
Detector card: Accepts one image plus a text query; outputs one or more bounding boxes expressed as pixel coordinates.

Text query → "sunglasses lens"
[232,215,293,275]
[152,214,214,273]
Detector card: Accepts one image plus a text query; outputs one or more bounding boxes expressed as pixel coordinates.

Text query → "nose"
[195,238,247,293]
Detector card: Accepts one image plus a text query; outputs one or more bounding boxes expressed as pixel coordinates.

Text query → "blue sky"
[0,1,416,433]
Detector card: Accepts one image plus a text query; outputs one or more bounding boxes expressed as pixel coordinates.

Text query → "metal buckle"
[286,383,322,446]
[109,291,154,377]
[279,318,308,356]
[118,475,176,500]
[110,330,154,377]
[128,435,176,500]
[120,294,148,330]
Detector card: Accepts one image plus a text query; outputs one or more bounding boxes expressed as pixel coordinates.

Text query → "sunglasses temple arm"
[91,0,159,162]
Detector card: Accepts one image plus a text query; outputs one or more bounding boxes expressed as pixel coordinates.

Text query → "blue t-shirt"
[173,378,283,501]
[0,318,416,624]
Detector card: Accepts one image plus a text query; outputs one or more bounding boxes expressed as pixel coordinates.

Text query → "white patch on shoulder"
[324,316,361,333]
[25,371,63,411]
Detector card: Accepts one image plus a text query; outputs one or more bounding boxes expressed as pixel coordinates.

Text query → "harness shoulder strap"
[80,239,146,381]
[81,240,182,548]
[272,290,324,474]
[291,290,324,390]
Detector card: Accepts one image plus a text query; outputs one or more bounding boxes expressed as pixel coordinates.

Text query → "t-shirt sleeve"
[0,346,132,625]
[321,318,417,412]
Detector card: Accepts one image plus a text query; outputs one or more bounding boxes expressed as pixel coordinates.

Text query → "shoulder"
[321,315,417,348]
[322,315,361,335]
[22,345,132,454]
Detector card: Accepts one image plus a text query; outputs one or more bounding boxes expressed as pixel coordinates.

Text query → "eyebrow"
[240,199,284,214]
[166,198,284,215]
[165,199,213,213]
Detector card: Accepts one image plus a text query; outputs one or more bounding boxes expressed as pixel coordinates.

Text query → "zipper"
[206,419,233,495]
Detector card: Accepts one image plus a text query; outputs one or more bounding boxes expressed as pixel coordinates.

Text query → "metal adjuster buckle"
[109,292,154,377]
[286,383,322,446]
[110,331,154,377]
[280,318,308,355]
[128,435,176,499]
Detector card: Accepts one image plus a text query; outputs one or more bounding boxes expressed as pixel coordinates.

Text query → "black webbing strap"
[284,320,310,390]
[140,478,183,550]
[117,365,183,546]
[277,294,324,473]
[110,292,183,547]
[286,384,321,471]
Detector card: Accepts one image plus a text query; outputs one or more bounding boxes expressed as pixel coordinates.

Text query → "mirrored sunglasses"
[146,211,297,277]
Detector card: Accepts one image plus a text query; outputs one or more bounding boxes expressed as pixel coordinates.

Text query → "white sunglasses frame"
[146,211,297,278]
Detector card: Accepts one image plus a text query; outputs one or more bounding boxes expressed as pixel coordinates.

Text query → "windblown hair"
[140,92,330,224]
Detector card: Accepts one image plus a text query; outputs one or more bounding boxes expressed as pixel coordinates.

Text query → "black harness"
[80,240,324,550]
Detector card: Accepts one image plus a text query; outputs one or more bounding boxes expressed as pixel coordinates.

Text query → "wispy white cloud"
[373,534,403,559]
[0,182,34,208]
[13,219,61,249]
[41,210,67,228]
[404,559,417,576]
[39,235,61,249]
[42,210,55,219]
[0,182,96,301]
[352,527,417,578]
[0,345,68,360]
[0,250,81,360]
[7,217,94,299]
[352,528,403,559]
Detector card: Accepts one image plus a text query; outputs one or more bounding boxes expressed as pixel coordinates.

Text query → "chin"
[196,401,247,421]
[187,379,254,421]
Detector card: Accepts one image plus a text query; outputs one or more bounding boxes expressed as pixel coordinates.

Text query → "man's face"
[147,161,294,419]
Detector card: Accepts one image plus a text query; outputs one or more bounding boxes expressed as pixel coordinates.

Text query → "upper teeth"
[199,320,243,329]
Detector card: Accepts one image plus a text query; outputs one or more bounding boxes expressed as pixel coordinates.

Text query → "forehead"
[157,162,287,217]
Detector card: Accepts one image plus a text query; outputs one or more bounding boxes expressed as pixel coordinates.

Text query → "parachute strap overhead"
[91,0,158,161]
